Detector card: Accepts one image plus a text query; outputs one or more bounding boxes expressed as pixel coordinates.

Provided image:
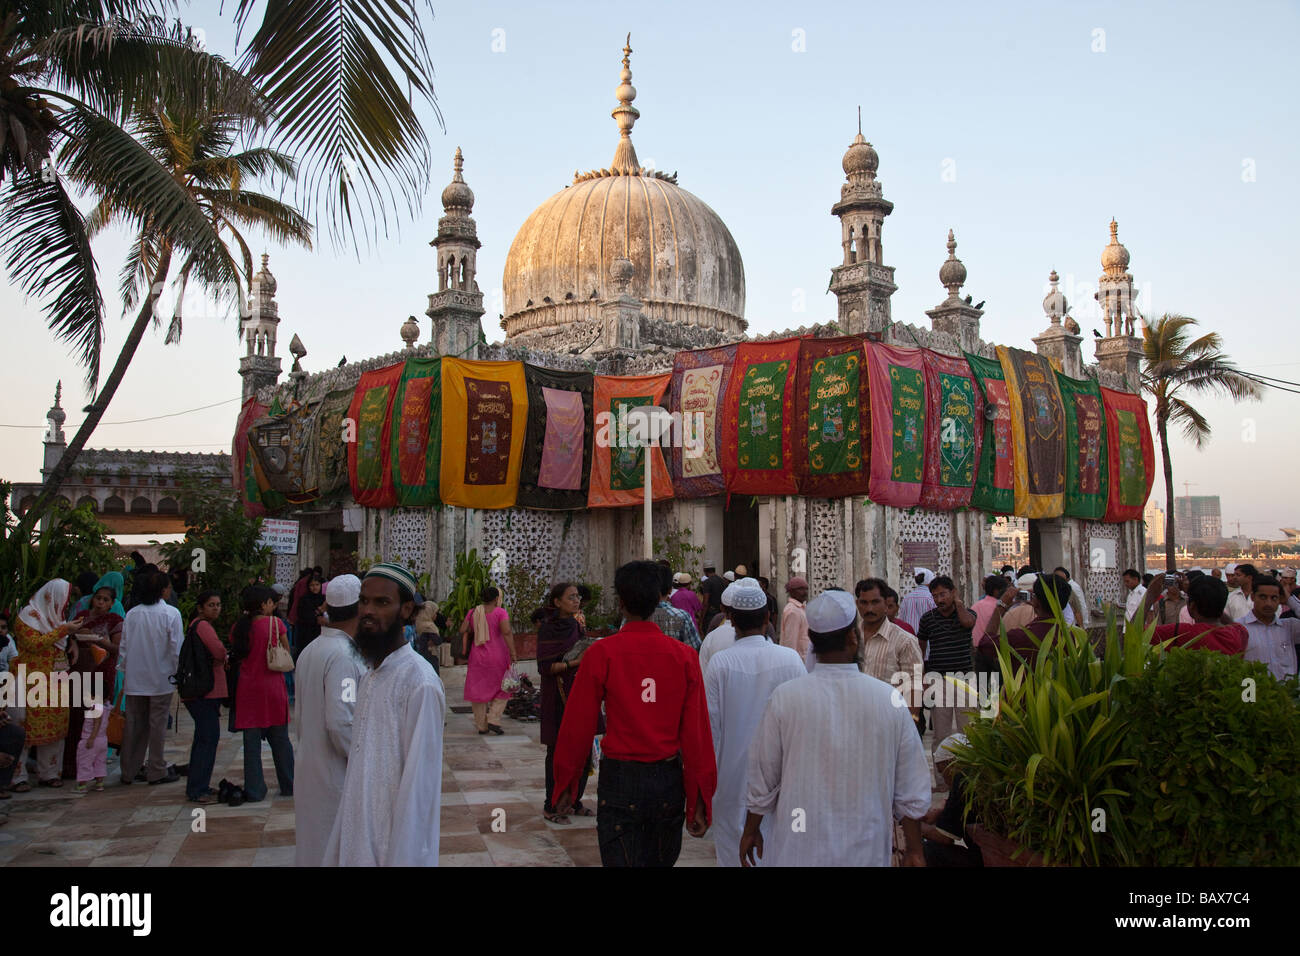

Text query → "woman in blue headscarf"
[61,572,125,778]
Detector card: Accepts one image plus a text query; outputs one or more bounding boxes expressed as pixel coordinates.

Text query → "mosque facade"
[238,40,1148,612]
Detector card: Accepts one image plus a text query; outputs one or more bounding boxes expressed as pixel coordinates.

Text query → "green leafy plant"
[502,562,550,633]
[652,526,704,581]
[1116,651,1300,865]
[441,548,494,636]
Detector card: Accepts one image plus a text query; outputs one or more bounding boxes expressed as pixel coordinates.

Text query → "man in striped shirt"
[917,575,977,786]
[854,578,923,729]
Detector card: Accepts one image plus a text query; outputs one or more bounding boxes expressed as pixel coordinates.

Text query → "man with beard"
[294,574,367,866]
[324,563,446,866]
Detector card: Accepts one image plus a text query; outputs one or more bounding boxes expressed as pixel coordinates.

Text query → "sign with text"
[258,518,300,555]
[901,540,940,577]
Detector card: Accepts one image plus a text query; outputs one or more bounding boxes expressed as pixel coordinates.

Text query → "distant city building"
[1175,495,1221,542]
[991,516,1030,560]
[1144,499,1165,547]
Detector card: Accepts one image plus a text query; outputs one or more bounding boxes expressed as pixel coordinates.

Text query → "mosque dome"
[501,38,745,339]
[1101,219,1130,275]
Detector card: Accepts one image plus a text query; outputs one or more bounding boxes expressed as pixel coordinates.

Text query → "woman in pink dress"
[229,585,294,802]
[459,586,516,735]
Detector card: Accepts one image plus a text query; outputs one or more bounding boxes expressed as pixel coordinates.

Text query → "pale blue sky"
[3,0,1296,535]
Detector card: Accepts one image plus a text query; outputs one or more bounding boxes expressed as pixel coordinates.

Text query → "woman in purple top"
[459,587,516,735]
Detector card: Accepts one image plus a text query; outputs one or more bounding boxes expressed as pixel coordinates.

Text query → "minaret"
[829,111,896,335]
[42,380,67,478]
[925,229,983,352]
[239,253,283,401]
[1033,269,1083,377]
[427,147,485,358]
[1093,220,1144,390]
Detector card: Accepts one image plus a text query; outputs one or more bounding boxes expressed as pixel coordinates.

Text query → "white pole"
[644,433,653,559]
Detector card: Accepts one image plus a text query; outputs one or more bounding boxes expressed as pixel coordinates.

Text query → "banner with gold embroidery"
[347,362,403,508]
[439,358,528,509]
[668,344,736,499]
[1055,370,1108,520]
[964,353,1014,515]
[724,338,802,496]
[588,373,674,509]
[996,345,1066,519]
[234,396,270,517]
[391,357,442,507]
[866,342,926,508]
[919,349,983,510]
[1100,386,1155,523]
[795,336,869,497]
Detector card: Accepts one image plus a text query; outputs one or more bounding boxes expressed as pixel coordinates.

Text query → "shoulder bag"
[265,616,294,673]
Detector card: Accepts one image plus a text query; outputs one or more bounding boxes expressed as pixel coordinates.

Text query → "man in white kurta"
[324,564,446,867]
[705,581,805,867]
[743,590,931,867]
[294,575,367,866]
[698,581,741,676]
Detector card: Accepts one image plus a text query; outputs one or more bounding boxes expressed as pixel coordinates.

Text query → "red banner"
[233,397,269,517]
[346,362,404,508]
[588,374,674,509]
[724,338,802,496]
[795,335,870,497]
[1100,387,1156,523]
[919,349,984,511]
[866,342,927,508]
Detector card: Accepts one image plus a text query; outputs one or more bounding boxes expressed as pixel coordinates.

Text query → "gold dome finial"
[1101,218,1130,276]
[610,33,641,174]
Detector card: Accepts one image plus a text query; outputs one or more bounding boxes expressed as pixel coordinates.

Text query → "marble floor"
[0,662,944,866]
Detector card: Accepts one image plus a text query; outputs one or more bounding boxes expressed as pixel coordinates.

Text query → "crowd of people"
[2,551,1296,867]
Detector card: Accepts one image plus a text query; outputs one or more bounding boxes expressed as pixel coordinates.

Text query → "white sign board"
[258,518,300,555]
[1088,537,1117,571]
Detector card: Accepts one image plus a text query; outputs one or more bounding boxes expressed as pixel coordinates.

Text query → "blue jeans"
[184,698,221,800]
[596,756,685,867]
[242,724,294,801]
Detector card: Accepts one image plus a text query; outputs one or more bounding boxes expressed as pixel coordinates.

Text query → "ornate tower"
[427,147,484,358]
[1093,220,1143,391]
[239,254,283,401]
[925,229,983,352]
[829,115,896,335]
[42,380,67,478]
[1033,269,1084,377]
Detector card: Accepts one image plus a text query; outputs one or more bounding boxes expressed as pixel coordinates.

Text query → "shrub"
[1116,650,1300,865]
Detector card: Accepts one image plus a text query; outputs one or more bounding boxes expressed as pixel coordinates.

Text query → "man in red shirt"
[552,560,717,867]
[1149,573,1248,655]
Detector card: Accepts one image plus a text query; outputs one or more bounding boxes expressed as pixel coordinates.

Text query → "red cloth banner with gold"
[795,335,870,497]
[996,346,1066,519]
[920,349,984,510]
[391,356,442,507]
[233,396,269,517]
[724,338,802,496]
[347,362,403,508]
[439,358,529,510]
[588,373,674,509]
[668,345,736,499]
[1100,386,1156,523]
[866,342,927,508]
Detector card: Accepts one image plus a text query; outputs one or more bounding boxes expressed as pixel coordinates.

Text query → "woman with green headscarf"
[61,572,125,779]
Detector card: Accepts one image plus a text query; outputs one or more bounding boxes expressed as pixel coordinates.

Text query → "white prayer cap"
[728,579,768,611]
[1224,563,1238,573]
[326,574,361,608]
[915,567,936,585]
[805,589,857,633]
[720,581,739,607]
[723,570,735,582]
[1016,573,1038,589]
[936,733,968,764]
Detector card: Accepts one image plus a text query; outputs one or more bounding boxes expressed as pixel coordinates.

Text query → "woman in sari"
[60,572,124,779]
[459,586,515,736]
[229,585,294,802]
[9,580,85,789]
[535,582,597,823]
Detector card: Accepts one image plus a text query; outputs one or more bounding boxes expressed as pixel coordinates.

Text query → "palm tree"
[15,95,312,528]
[1140,314,1261,572]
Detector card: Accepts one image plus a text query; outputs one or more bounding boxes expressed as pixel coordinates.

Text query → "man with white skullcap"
[898,568,937,633]
[699,580,741,676]
[295,574,366,866]
[741,590,931,867]
[704,578,804,867]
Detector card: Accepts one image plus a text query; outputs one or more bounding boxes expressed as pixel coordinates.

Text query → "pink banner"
[866,342,927,508]
[537,386,584,491]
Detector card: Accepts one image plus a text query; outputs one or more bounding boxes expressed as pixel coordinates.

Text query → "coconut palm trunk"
[1156,412,1177,572]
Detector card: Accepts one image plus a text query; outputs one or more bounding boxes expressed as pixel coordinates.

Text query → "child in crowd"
[75,689,108,793]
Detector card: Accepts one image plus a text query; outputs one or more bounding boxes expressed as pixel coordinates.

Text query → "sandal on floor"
[73,782,90,794]
[543,811,571,824]
[9,782,30,793]
[569,804,595,817]
[93,780,105,792]
[38,778,63,788]
[189,795,215,804]
[487,724,505,736]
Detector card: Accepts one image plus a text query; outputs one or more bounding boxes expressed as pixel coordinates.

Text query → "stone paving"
[0,661,943,866]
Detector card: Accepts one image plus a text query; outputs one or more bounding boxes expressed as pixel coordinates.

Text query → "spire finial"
[453,146,464,180]
[857,106,861,136]
[54,380,62,408]
[610,33,641,173]
[938,228,967,297]
[946,228,957,258]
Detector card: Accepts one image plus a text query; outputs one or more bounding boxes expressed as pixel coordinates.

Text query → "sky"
[3,0,1297,537]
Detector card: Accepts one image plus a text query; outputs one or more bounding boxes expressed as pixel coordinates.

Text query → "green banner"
[356,385,391,491]
[1115,409,1145,506]
[807,351,860,476]
[890,365,925,484]
[391,357,442,506]
[938,372,976,487]
[965,353,1014,514]
[738,359,789,471]
[1056,371,1108,519]
[610,395,651,491]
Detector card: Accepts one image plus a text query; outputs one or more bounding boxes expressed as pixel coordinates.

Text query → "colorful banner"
[315,387,354,498]
[588,373,674,508]
[347,362,404,508]
[964,353,1014,515]
[439,358,528,510]
[391,357,442,507]
[234,397,269,517]
[1055,371,1109,520]
[668,345,736,499]
[724,339,802,496]
[795,336,869,497]
[866,342,926,508]
[518,365,594,511]
[920,349,983,511]
[1100,387,1156,523]
[996,346,1066,519]
[249,401,320,505]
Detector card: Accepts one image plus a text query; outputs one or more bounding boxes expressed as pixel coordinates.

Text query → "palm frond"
[189,146,297,189]
[231,0,442,248]
[117,228,161,315]
[1168,397,1212,448]
[204,188,313,249]
[0,169,105,389]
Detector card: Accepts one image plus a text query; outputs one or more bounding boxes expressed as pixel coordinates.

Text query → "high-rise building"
[1144,499,1165,546]
[1174,495,1221,543]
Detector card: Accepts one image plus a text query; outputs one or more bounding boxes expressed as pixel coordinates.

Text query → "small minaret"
[427,147,485,358]
[829,110,897,334]
[239,253,283,401]
[1033,269,1084,377]
[42,380,67,478]
[1094,220,1144,390]
[925,229,983,353]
